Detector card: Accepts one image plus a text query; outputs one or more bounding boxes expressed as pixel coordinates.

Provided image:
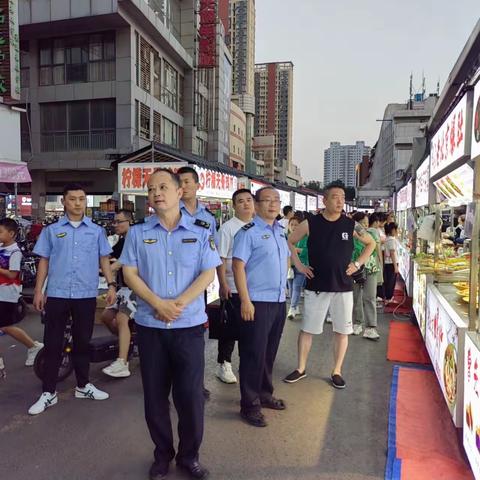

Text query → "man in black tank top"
[282,183,376,389]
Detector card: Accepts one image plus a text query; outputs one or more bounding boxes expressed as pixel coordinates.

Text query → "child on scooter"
[0,218,43,366]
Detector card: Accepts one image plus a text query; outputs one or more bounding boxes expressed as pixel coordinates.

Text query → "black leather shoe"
[240,410,268,427]
[176,461,209,479]
[260,397,286,410]
[149,462,168,480]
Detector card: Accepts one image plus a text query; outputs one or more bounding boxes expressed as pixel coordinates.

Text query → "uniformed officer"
[29,183,116,416]
[177,166,217,242]
[120,169,221,480]
[232,186,290,428]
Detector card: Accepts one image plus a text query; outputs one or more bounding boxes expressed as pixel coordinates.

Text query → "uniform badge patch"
[209,235,216,251]
[262,234,271,239]
[182,238,198,243]
[56,232,67,238]
[194,219,210,229]
[143,239,158,244]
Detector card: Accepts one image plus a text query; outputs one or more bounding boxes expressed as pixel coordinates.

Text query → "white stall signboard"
[463,334,480,479]
[294,193,306,212]
[397,242,411,294]
[472,81,480,161]
[118,162,187,194]
[317,194,325,209]
[412,262,427,338]
[277,189,291,210]
[415,157,430,207]
[425,285,466,426]
[430,94,468,177]
[194,166,238,199]
[307,195,317,212]
[250,180,267,194]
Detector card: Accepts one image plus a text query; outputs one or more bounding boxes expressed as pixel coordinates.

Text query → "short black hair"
[283,205,293,216]
[352,211,366,223]
[323,181,346,197]
[254,186,277,202]
[232,188,253,204]
[116,209,134,221]
[385,222,398,236]
[150,168,180,188]
[369,212,381,226]
[0,218,19,237]
[63,183,86,196]
[177,166,199,183]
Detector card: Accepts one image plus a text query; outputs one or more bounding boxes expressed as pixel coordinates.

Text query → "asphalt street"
[0,304,393,480]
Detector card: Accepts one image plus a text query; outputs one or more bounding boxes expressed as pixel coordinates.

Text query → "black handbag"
[207,299,240,341]
[351,265,367,285]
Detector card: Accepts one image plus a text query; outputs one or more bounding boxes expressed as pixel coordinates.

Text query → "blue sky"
[255,1,480,181]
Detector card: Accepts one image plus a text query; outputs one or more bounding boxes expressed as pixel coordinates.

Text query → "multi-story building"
[254,61,300,185]
[17,0,230,218]
[219,0,256,174]
[364,95,437,190]
[229,101,246,170]
[252,134,274,180]
[323,141,371,188]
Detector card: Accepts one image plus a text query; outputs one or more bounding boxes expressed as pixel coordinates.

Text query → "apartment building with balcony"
[17,0,229,218]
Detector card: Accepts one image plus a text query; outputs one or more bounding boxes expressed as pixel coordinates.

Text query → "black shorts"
[0,301,19,328]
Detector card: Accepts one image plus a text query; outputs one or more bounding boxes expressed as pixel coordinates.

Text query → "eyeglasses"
[112,220,129,225]
[257,199,281,204]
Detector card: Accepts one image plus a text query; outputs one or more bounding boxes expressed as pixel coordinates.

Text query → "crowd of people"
[0,171,401,480]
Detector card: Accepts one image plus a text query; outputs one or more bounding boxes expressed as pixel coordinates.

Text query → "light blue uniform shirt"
[232,216,290,303]
[180,200,218,245]
[120,213,222,329]
[33,216,112,299]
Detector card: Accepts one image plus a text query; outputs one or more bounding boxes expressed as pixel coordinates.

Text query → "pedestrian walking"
[232,187,289,428]
[0,218,43,366]
[287,216,308,320]
[121,169,221,480]
[29,183,116,415]
[215,188,255,384]
[351,212,380,340]
[279,205,294,229]
[101,209,137,378]
[283,182,376,389]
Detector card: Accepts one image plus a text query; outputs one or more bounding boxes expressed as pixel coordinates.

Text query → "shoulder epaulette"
[242,222,254,231]
[194,219,210,229]
[205,207,215,218]
[134,218,146,225]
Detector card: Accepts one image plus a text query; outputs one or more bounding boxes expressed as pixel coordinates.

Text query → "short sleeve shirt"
[0,242,22,303]
[384,237,398,264]
[33,216,112,299]
[233,216,290,302]
[120,213,222,329]
[218,216,248,293]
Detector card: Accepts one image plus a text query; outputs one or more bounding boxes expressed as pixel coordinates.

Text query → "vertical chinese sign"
[0,0,20,102]
[198,0,217,68]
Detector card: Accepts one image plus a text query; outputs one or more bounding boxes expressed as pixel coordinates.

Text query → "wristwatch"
[107,281,118,289]
[354,261,361,269]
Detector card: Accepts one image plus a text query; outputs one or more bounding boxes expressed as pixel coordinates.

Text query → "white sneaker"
[28,391,58,415]
[293,306,301,317]
[287,307,296,319]
[363,327,380,341]
[102,358,131,378]
[215,361,237,384]
[325,314,332,324]
[25,341,44,366]
[75,383,109,400]
[352,324,363,336]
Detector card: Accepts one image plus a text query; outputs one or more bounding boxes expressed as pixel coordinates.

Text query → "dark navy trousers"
[238,301,286,413]
[136,323,205,469]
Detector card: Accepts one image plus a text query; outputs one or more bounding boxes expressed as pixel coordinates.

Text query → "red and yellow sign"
[198,0,217,68]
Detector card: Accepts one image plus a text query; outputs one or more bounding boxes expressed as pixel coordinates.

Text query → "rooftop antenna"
[422,71,426,98]
[436,78,440,96]
[409,73,413,109]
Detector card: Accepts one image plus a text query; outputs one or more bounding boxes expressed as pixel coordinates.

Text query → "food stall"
[294,192,306,212]
[412,156,434,337]
[395,181,413,296]
[464,78,480,477]
[307,195,317,212]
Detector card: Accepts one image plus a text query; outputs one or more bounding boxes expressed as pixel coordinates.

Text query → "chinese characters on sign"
[471,79,480,161]
[294,193,306,212]
[415,157,430,208]
[0,0,20,101]
[307,195,317,212]
[118,162,187,194]
[198,0,217,68]
[396,181,411,211]
[463,334,480,478]
[430,94,468,177]
[194,166,238,199]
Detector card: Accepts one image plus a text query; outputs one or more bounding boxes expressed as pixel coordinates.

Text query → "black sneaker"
[331,373,346,389]
[240,410,268,427]
[283,369,307,383]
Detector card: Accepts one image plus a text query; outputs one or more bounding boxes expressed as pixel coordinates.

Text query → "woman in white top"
[383,222,399,302]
